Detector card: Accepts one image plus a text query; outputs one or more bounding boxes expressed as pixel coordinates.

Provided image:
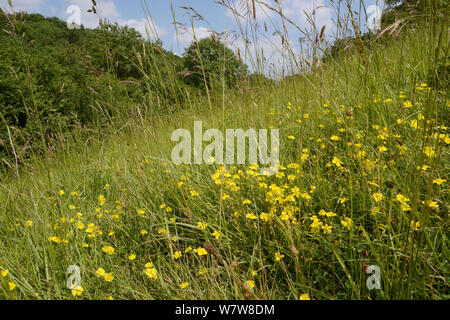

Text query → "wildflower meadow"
[0,0,448,301]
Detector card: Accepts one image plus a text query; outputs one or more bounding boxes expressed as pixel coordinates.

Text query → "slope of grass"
[0,17,448,300]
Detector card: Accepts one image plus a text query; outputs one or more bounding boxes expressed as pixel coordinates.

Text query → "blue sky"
[1,0,384,72]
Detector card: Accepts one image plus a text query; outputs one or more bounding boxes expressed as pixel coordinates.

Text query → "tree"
[182,37,247,89]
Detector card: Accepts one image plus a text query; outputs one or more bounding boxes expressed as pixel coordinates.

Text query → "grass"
[0,1,448,300]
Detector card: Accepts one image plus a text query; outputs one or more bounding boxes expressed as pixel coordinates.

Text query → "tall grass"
[0,0,448,300]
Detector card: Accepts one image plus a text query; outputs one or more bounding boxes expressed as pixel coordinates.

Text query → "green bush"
[182,37,247,90]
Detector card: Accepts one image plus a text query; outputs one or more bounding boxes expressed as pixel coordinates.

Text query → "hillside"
[0,10,241,165]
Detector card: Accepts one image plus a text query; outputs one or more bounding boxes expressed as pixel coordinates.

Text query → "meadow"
[0,0,448,300]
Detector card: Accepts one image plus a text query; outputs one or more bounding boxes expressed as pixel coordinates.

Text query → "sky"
[0,0,385,73]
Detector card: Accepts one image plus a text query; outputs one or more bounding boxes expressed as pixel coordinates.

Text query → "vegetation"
[183,37,248,89]
[0,10,245,164]
[0,0,448,300]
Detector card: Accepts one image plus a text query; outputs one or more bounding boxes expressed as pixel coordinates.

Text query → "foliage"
[0,11,249,162]
[182,37,248,89]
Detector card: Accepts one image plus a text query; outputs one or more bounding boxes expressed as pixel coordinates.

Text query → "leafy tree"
[182,37,247,89]
[0,11,163,160]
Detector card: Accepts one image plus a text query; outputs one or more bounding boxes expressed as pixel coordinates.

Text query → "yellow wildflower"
[433,178,446,185]
[193,247,208,256]
[299,293,311,300]
[71,286,83,297]
[179,282,189,289]
[275,252,285,261]
[197,222,208,230]
[95,268,106,277]
[372,193,384,203]
[104,273,114,282]
[102,246,115,255]
[173,251,182,260]
[245,280,255,289]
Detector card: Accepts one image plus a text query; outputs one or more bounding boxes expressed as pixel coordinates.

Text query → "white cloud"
[62,0,119,28]
[0,0,44,12]
[229,34,298,76]
[118,18,167,38]
[60,0,166,38]
[175,26,213,45]
[225,0,274,21]
[224,0,335,36]
[284,0,334,35]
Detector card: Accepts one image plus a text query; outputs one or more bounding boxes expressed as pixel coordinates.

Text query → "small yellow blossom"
[98,194,106,206]
[173,251,182,260]
[395,194,410,204]
[71,286,83,297]
[372,193,384,203]
[299,293,311,300]
[403,100,412,108]
[433,178,446,185]
[331,135,340,141]
[104,273,114,282]
[190,190,199,197]
[211,231,221,239]
[197,222,208,230]
[424,200,439,209]
[48,236,60,243]
[341,218,353,230]
[102,246,115,255]
[96,268,106,277]
[193,247,208,256]
[179,282,189,289]
[301,193,311,200]
[322,224,332,234]
[275,252,285,261]
[332,157,342,167]
[144,267,158,280]
[260,213,272,222]
[246,213,258,220]
[245,280,255,289]
[401,203,411,211]
[8,282,16,291]
[410,220,420,231]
